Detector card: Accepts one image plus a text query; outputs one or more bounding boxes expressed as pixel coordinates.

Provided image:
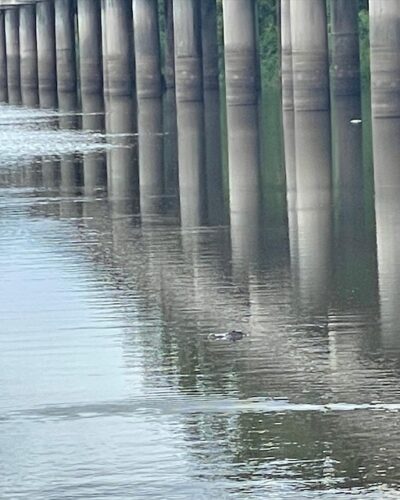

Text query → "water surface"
[1,104,400,499]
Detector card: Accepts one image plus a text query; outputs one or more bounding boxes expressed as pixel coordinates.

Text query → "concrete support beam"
[54,0,77,112]
[173,0,206,226]
[5,8,21,104]
[19,4,38,106]
[222,0,260,223]
[290,0,331,210]
[0,12,7,102]
[133,0,163,214]
[370,0,400,190]
[164,0,175,89]
[77,0,103,129]
[36,1,57,108]
[330,0,361,97]
[281,0,296,209]
[102,0,137,201]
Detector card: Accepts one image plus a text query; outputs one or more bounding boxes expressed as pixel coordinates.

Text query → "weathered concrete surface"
[55,0,77,114]
[77,0,103,129]
[0,12,7,102]
[102,0,137,201]
[173,0,206,226]
[19,4,38,106]
[222,0,260,223]
[5,8,21,104]
[133,0,163,214]
[36,1,57,108]
[291,0,331,210]
[370,0,400,191]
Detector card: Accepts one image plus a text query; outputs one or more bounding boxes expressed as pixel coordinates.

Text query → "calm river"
[1,100,400,499]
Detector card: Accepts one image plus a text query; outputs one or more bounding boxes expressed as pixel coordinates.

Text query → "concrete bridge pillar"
[55,0,77,115]
[0,12,7,102]
[201,0,224,224]
[370,0,400,191]
[77,0,103,129]
[290,0,331,211]
[173,0,206,226]
[5,9,21,105]
[19,4,38,107]
[133,0,163,214]
[36,1,57,108]
[281,0,296,209]
[163,0,178,197]
[164,0,175,90]
[222,0,260,225]
[330,0,360,97]
[102,0,137,201]
[370,0,400,340]
[77,0,105,194]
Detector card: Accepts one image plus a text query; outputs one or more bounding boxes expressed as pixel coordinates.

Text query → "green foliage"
[359,8,370,83]
[257,0,279,85]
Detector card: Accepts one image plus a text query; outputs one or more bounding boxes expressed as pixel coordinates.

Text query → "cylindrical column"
[330,0,361,97]
[5,9,21,105]
[0,12,7,102]
[281,0,296,209]
[163,0,178,197]
[19,4,38,107]
[55,0,77,113]
[133,0,164,214]
[201,0,224,224]
[77,0,103,129]
[173,0,206,226]
[222,0,260,222]
[36,1,57,108]
[370,0,400,190]
[102,0,137,201]
[164,0,175,90]
[371,1,400,346]
[290,0,331,210]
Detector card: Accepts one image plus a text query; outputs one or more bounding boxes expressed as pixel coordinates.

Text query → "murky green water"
[1,95,400,499]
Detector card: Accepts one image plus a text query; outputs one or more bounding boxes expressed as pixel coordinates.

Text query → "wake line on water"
[1,398,399,422]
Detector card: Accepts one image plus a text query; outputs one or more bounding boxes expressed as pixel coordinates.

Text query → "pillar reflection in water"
[36,1,57,108]
[60,155,82,196]
[201,0,224,224]
[19,5,38,107]
[82,152,106,197]
[222,0,260,230]
[370,1,400,346]
[102,0,138,204]
[133,0,164,215]
[41,157,60,191]
[173,0,206,227]
[5,9,21,105]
